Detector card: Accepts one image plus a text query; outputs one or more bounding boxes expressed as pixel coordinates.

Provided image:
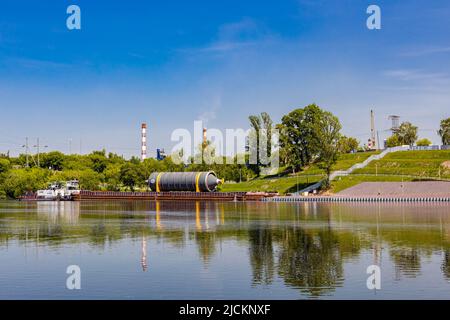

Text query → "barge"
[18,172,278,202]
[72,190,277,202]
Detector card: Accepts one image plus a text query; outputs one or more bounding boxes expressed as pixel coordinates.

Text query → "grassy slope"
[221,151,380,194]
[330,150,450,193]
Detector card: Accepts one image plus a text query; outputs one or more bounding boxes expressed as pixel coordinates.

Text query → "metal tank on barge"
[148,171,222,192]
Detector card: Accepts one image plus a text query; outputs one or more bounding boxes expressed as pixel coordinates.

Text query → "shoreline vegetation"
[1,105,449,199]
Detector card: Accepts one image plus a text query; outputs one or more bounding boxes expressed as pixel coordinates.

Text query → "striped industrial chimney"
[202,127,207,148]
[141,123,147,161]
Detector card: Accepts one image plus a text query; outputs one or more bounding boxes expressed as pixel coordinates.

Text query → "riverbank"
[221,151,380,194]
[223,150,450,194]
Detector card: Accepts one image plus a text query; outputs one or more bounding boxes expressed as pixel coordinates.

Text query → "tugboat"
[36,180,80,201]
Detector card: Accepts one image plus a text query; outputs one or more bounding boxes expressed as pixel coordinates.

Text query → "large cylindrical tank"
[148,171,222,192]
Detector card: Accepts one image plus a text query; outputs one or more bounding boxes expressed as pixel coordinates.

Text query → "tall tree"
[248,115,262,175]
[278,104,325,171]
[315,111,342,187]
[394,122,418,146]
[338,136,359,153]
[260,112,273,162]
[438,117,450,145]
[248,112,274,172]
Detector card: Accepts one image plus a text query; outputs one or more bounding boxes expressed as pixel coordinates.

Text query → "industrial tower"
[141,123,147,161]
[388,115,400,133]
[370,110,376,150]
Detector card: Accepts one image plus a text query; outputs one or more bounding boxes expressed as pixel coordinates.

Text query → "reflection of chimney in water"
[141,236,148,272]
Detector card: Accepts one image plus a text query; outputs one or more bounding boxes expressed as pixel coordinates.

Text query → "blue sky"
[1,0,449,157]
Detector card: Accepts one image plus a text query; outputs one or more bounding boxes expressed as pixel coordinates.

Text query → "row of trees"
[249,104,361,187]
[0,104,360,197]
[0,148,258,198]
[385,117,450,147]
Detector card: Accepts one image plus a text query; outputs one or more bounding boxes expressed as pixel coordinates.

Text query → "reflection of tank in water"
[148,172,222,192]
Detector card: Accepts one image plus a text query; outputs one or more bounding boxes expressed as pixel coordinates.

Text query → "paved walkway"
[337,182,450,197]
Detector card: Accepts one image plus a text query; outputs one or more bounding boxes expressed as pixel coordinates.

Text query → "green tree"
[395,122,418,146]
[416,138,432,146]
[1,168,49,198]
[278,105,322,171]
[104,164,122,191]
[338,136,359,153]
[386,135,402,148]
[278,104,339,174]
[260,112,273,162]
[315,111,342,187]
[89,151,108,173]
[41,151,65,170]
[0,158,11,173]
[52,169,102,191]
[438,118,450,145]
[120,163,140,191]
[248,115,262,176]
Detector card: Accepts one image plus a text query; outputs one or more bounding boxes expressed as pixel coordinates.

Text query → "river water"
[1,200,450,299]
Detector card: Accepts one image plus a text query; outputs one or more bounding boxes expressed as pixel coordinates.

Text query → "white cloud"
[180,18,277,55]
[197,94,222,125]
[400,46,450,57]
[383,69,449,81]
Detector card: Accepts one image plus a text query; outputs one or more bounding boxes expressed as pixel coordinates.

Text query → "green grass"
[331,150,450,193]
[220,175,323,194]
[352,150,450,178]
[221,151,380,194]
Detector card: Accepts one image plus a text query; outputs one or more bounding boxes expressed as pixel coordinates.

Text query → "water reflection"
[1,200,450,298]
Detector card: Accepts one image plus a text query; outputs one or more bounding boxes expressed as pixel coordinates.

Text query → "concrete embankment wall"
[265,181,450,203]
[264,196,450,203]
[337,182,450,197]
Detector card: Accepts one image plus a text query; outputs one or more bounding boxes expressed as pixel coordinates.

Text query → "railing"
[410,145,450,151]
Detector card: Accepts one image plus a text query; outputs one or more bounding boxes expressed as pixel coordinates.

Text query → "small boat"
[35,180,80,201]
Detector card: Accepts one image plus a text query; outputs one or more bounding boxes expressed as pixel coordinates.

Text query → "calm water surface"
[1,200,450,299]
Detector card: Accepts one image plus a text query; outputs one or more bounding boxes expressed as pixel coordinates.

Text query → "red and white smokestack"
[202,127,207,147]
[141,123,147,161]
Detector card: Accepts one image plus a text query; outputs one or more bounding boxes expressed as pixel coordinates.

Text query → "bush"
[416,138,432,146]
[0,158,11,173]
[1,168,49,198]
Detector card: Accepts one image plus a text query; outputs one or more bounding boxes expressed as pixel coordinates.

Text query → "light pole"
[33,138,48,167]
[21,137,29,168]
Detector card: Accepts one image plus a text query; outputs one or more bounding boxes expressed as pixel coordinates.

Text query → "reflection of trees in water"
[390,247,422,279]
[90,223,107,246]
[276,227,344,297]
[195,231,217,264]
[248,228,275,285]
[442,249,450,280]
[4,201,450,294]
[247,223,367,297]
